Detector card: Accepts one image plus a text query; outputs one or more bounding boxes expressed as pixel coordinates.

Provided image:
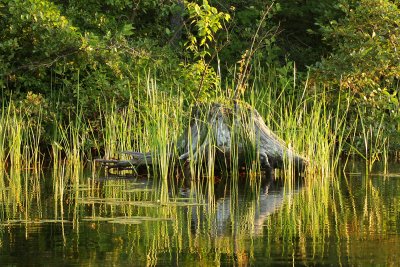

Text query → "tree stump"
[95,102,307,177]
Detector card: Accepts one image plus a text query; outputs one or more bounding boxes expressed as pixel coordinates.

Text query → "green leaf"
[121,23,134,36]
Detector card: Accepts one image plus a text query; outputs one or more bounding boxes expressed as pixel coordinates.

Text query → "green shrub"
[310,0,400,149]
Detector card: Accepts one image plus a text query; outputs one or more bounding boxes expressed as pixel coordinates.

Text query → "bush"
[313,0,400,149]
[315,0,399,104]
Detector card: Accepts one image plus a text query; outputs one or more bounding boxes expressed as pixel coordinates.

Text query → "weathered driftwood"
[95,103,307,175]
[95,152,152,170]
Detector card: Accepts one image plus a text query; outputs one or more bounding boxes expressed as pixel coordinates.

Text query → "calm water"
[1,162,400,266]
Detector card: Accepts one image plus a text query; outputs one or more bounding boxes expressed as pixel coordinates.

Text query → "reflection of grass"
[0,165,399,265]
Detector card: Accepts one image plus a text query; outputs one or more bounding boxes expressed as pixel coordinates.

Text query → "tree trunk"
[169,0,185,48]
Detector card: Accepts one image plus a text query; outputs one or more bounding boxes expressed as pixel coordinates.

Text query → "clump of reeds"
[0,61,395,266]
[0,103,44,171]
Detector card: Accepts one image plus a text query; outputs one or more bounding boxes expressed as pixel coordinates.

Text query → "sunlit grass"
[0,65,396,265]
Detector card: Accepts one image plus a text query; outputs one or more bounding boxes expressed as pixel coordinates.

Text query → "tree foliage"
[0,0,80,93]
[0,0,399,150]
[316,0,399,95]
[314,0,399,128]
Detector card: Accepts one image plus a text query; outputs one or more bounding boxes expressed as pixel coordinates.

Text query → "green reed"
[0,104,44,227]
[0,102,45,172]
[248,72,389,262]
[77,65,364,264]
[348,107,388,173]
[245,66,355,255]
[100,98,137,160]
[0,72,348,180]
[0,63,395,265]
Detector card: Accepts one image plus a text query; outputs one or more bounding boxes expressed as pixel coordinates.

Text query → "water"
[1,163,400,266]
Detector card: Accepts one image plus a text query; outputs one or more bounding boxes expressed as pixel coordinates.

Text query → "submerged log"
[95,102,307,176]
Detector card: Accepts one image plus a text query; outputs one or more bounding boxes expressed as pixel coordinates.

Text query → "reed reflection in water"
[0,164,399,266]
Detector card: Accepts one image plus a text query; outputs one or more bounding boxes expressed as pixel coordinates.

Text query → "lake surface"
[0,162,400,266]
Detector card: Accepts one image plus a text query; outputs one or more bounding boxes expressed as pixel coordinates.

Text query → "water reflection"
[190,177,302,238]
[0,164,399,265]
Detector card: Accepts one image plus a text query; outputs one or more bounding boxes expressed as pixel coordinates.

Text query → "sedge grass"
[348,107,388,173]
[244,65,355,254]
[0,66,376,187]
[0,103,45,171]
[0,64,395,265]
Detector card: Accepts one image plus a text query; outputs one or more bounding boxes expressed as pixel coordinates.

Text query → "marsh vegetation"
[1,0,400,265]
[1,70,399,265]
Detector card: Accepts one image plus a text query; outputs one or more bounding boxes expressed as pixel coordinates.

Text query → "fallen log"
[95,152,152,170]
[95,102,307,176]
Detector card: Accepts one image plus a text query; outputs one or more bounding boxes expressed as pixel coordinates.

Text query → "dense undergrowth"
[1,2,399,265]
[0,0,399,172]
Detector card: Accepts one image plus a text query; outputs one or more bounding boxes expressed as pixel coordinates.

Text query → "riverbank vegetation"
[1,2,400,265]
[0,0,399,172]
